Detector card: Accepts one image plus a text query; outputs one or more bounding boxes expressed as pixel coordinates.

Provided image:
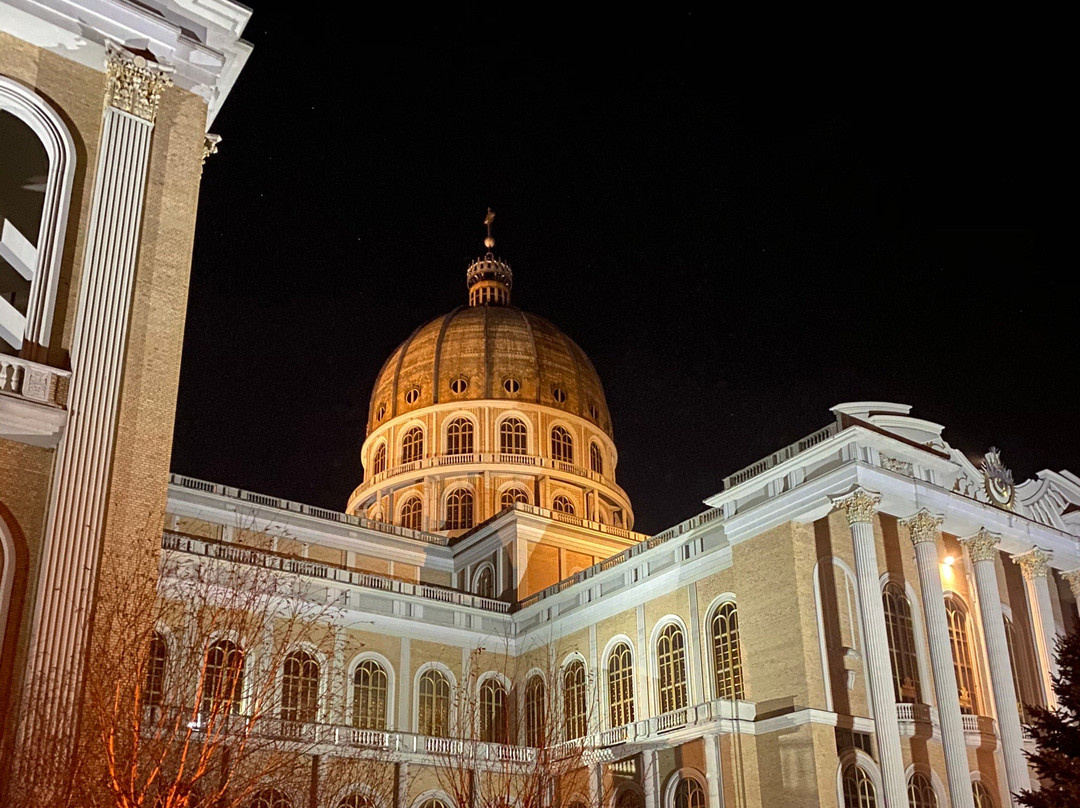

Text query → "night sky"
[170,23,1074,536]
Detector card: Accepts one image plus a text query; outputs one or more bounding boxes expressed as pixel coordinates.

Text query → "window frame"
[550,425,574,463]
[348,653,394,731]
[400,425,425,464]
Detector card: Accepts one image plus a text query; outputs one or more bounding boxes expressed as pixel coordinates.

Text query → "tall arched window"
[446,417,473,455]
[607,642,635,727]
[673,778,706,808]
[1005,616,1037,721]
[281,650,319,723]
[657,623,687,715]
[552,495,575,515]
[500,487,529,509]
[563,659,587,740]
[250,790,291,808]
[352,659,388,730]
[946,597,979,714]
[971,782,995,808]
[446,489,473,530]
[551,426,573,463]
[474,566,495,599]
[907,773,937,808]
[400,496,422,530]
[401,427,424,463]
[418,668,451,737]
[500,417,528,455]
[710,601,744,700]
[144,631,167,707]
[525,674,546,747]
[203,640,244,716]
[372,443,386,475]
[479,677,509,744]
[842,765,877,808]
[883,582,921,703]
[589,442,603,475]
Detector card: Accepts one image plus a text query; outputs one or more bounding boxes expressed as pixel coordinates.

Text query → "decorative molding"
[960,529,1001,564]
[1013,547,1053,580]
[980,447,1016,511]
[104,42,173,123]
[881,455,913,476]
[202,133,222,166]
[1063,569,1080,599]
[901,510,943,545]
[831,488,881,526]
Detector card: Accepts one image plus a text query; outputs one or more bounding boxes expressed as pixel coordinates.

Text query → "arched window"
[281,650,319,723]
[500,417,528,455]
[551,426,573,463]
[525,674,546,747]
[842,765,877,808]
[352,659,388,730]
[552,495,575,515]
[500,487,529,509]
[1005,616,1037,722]
[563,659,587,740]
[946,597,979,714]
[907,773,937,808]
[479,677,509,744]
[657,623,687,715]
[372,443,386,475]
[250,790,291,808]
[711,601,744,700]
[883,583,921,703]
[474,566,495,599]
[400,497,422,531]
[337,796,374,808]
[446,489,473,530]
[203,640,244,716]
[589,442,603,475]
[607,642,635,727]
[418,668,451,738]
[673,777,706,808]
[419,801,450,808]
[971,782,995,808]
[615,789,644,808]
[446,417,473,455]
[401,427,424,463]
[144,632,167,707]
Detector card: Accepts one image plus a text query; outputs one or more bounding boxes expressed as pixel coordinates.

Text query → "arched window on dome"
[841,765,877,808]
[446,417,473,455]
[563,659,587,740]
[418,667,451,737]
[710,601,744,700]
[906,773,937,808]
[401,427,424,463]
[589,442,603,475]
[945,596,979,714]
[551,426,573,463]
[499,417,528,455]
[479,677,509,744]
[883,582,921,704]
[281,650,319,724]
[607,642,635,728]
[445,489,474,531]
[352,659,388,730]
[202,639,244,717]
[400,497,422,531]
[371,443,386,475]
[525,674,546,747]
[552,495,575,515]
[144,631,167,708]
[656,623,687,716]
[500,487,529,510]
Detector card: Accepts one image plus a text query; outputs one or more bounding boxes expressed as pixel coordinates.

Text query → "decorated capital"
[104,41,172,122]
[1013,547,1053,580]
[202,133,222,166]
[832,488,881,526]
[901,510,943,545]
[960,528,1001,564]
[1062,569,1080,599]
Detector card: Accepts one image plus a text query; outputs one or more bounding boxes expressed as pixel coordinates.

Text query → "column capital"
[832,488,881,525]
[202,133,222,166]
[960,528,1001,564]
[104,41,173,123]
[1061,569,1080,598]
[1013,547,1053,580]
[901,510,943,544]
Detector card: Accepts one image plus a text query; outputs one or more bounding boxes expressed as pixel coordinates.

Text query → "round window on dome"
[376,403,386,421]
[405,387,420,404]
[552,387,567,403]
[503,378,521,394]
[450,377,468,395]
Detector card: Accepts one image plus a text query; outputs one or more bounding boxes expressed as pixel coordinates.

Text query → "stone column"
[901,511,974,808]
[832,489,907,808]
[961,529,1029,801]
[642,747,660,808]
[1062,569,1080,621]
[22,43,170,745]
[703,733,723,808]
[1013,547,1059,709]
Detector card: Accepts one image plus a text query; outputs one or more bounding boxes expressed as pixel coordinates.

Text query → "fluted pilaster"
[1014,547,1059,708]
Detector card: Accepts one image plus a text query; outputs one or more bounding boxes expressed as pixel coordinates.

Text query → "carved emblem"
[980,447,1015,510]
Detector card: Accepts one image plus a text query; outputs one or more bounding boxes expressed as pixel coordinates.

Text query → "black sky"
[169,24,1074,535]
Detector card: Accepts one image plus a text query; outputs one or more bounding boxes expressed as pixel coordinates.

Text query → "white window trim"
[346,651,396,731]
[412,661,457,735]
[600,634,637,729]
[703,593,744,702]
[275,641,329,724]
[661,768,708,808]
[835,749,883,808]
[410,790,455,808]
[648,615,691,718]
[471,561,496,597]
[879,574,932,707]
[903,763,946,808]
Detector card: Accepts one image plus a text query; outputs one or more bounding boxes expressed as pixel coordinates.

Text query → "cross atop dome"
[467,207,513,306]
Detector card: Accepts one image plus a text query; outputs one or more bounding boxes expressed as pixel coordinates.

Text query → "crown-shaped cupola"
[466,208,513,306]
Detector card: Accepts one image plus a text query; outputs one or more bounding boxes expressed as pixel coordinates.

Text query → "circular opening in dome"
[503,378,521,394]
[376,403,386,421]
[552,387,567,403]
[404,387,420,404]
[450,377,468,395]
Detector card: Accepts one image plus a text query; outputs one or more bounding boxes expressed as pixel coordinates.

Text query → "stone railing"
[162,530,510,614]
[0,354,69,407]
[722,423,838,489]
[895,702,933,724]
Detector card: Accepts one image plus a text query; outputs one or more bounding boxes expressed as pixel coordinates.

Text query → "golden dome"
[366,305,613,437]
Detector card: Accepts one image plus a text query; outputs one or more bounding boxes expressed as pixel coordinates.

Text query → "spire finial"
[483,207,495,251]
